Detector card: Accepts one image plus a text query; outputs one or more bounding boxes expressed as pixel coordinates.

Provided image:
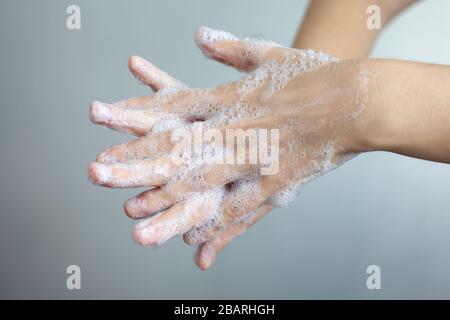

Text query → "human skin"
[89,26,450,269]
[89,34,364,244]
[197,0,419,270]
[189,0,420,270]
[191,0,421,269]
[294,0,416,58]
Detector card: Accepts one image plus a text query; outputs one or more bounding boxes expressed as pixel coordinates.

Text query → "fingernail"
[195,26,237,46]
[90,101,113,123]
[97,143,127,163]
[133,221,156,246]
[88,162,112,185]
[129,56,150,81]
[130,55,147,70]
[97,151,118,164]
[124,197,148,218]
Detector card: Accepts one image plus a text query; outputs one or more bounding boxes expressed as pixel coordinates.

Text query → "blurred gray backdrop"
[0,0,449,299]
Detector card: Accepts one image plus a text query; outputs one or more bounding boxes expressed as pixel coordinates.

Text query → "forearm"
[293,0,415,58]
[359,60,450,163]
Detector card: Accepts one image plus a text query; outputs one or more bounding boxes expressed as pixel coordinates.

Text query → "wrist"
[344,59,393,154]
[355,59,450,162]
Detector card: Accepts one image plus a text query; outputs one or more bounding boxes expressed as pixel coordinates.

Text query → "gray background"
[0,0,449,299]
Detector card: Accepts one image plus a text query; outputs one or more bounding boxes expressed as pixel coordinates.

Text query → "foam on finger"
[133,187,225,246]
[128,55,184,91]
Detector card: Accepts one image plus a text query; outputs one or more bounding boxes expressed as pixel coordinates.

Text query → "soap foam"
[99,29,372,244]
[269,141,335,207]
[157,187,226,246]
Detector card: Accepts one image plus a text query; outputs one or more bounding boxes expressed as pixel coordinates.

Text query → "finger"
[164,162,256,195]
[183,179,257,245]
[123,161,255,219]
[133,188,225,246]
[88,157,178,188]
[183,173,275,245]
[90,101,173,136]
[128,55,185,92]
[194,26,277,72]
[194,204,272,270]
[96,131,174,163]
[114,96,151,108]
[94,119,231,164]
[91,86,227,134]
[124,188,175,219]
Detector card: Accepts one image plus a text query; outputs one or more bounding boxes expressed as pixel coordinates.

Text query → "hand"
[89,27,374,269]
